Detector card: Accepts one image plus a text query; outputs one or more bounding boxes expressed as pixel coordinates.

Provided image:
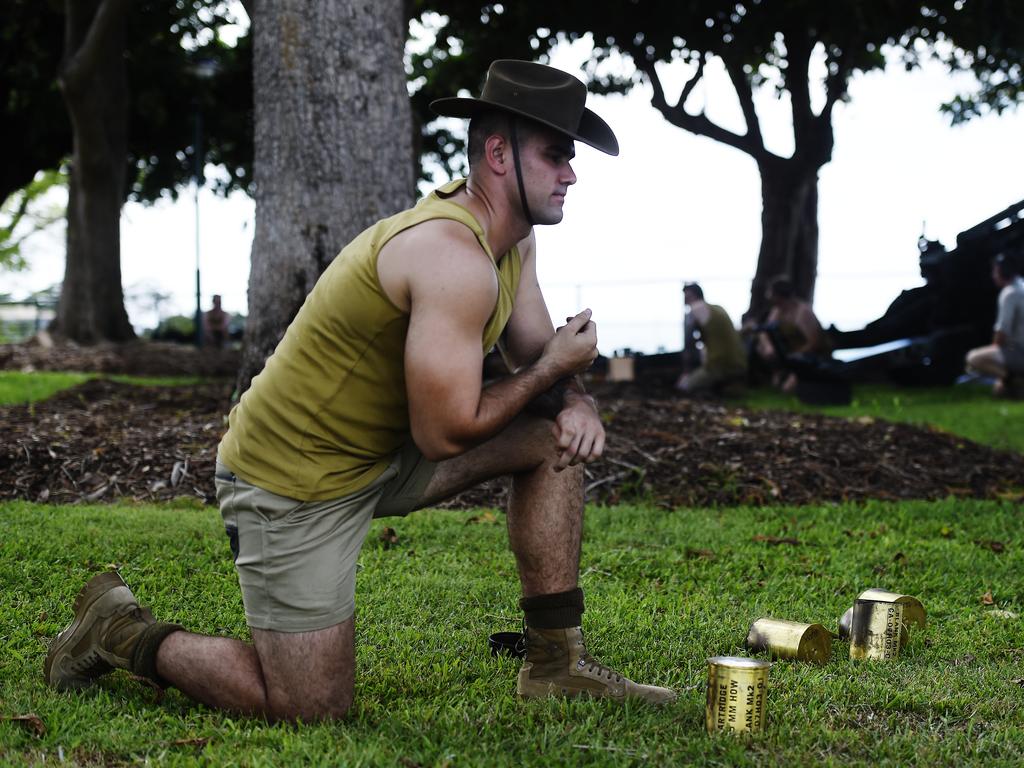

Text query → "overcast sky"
[7,28,1024,356]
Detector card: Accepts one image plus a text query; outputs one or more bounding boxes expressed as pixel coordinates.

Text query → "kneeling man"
[45,60,676,721]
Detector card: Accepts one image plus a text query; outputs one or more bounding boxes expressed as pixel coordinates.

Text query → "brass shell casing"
[838,588,925,644]
[705,656,770,735]
[745,617,833,664]
[849,600,904,660]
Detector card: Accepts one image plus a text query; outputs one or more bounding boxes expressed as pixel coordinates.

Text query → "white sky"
[6,32,1024,356]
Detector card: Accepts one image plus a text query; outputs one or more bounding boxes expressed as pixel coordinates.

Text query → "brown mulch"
[3,341,1024,508]
[0,339,241,377]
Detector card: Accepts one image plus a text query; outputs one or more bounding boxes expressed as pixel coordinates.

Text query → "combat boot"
[44,571,182,691]
[516,626,676,705]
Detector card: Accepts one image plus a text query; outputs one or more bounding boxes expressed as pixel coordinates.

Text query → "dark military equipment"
[829,199,1024,385]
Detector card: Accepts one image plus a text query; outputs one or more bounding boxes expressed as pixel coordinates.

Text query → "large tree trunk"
[747,157,820,321]
[239,0,414,393]
[53,0,135,343]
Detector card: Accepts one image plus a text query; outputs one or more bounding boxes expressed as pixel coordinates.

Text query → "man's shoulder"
[387,215,483,258]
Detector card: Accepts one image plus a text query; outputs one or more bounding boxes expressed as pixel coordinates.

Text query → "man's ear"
[484,134,508,176]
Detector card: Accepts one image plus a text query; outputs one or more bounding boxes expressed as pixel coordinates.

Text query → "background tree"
[409,0,1021,318]
[0,170,66,272]
[0,0,252,342]
[240,0,414,393]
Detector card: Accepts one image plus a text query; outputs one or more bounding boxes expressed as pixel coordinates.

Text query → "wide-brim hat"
[430,59,619,156]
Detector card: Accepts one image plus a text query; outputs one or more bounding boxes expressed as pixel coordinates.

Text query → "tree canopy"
[408,1,1023,313]
[0,0,252,210]
[410,0,1021,177]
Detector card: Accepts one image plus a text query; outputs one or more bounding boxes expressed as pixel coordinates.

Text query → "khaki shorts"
[214,442,436,633]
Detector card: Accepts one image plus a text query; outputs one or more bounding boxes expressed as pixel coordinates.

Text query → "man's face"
[992,262,1010,288]
[518,125,577,226]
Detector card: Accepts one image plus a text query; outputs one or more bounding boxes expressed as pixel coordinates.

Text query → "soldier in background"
[966,252,1024,397]
[203,294,230,348]
[675,282,747,395]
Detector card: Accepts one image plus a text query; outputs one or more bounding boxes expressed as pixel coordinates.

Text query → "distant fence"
[542,271,924,356]
[0,300,56,343]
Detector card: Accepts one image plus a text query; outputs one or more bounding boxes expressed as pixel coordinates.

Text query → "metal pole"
[194,108,204,348]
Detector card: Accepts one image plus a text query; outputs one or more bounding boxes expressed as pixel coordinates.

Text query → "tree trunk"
[53,0,135,344]
[747,157,820,321]
[239,0,414,393]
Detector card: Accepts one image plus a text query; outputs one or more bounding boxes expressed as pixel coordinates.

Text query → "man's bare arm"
[503,233,591,400]
[402,231,597,461]
[502,232,604,467]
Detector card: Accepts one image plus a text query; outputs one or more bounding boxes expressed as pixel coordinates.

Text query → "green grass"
[739,382,1024,453]
[2,499,1022,766]
[0,372,210,405]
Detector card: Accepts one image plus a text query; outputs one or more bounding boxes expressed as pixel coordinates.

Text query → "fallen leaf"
[379,527,399,548]
[4,714,45,738]
[1013,678,1024,687]
[988,609,1019,619]
[685,547,715,560]
[940,526,954,539]
[752,534,801,546]
[975,539,1007,554]
[981,590,995,605]
[172,737,211,748]
[465,511,499,525]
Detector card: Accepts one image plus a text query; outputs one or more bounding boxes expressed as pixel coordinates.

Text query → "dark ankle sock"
[520,588,585,629]
[131,622,185,687]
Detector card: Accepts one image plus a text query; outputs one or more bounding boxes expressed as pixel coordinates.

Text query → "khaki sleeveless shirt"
[702,304,747,376]
[218,179,522,500]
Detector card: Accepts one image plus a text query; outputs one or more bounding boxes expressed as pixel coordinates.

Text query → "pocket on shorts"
[215,471,240,561]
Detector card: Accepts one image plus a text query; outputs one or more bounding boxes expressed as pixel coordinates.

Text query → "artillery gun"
[829,198,1024,385]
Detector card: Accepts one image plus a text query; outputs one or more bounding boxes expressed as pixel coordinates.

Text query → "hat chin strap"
[509,117,535,228]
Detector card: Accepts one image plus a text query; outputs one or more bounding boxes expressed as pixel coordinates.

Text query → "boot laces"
[580,652,623,683]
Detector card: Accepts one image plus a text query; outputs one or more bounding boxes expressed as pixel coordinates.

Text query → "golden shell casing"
[849,600,904,660]
[745,617,832,663]
[705,656,770,735]
[838,588,925,643]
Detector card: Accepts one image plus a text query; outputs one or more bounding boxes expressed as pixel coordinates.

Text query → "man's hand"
[553,393,604,470]
[540,309,598,379]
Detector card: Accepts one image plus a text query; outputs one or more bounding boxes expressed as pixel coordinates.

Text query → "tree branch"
[61,0,131,90]
[720,50,765,154]
[784,30,814,148]
[632,49,771,160]
[817,50,848,128]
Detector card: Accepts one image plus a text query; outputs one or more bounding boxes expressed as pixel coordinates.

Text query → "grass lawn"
[2,498,1022,766]
[0,372,208,406]
[739,382,1024,453]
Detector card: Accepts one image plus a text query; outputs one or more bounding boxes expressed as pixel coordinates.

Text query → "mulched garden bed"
[3,360,1023,509]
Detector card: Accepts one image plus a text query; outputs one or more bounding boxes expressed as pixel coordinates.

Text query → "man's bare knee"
[252,621,355,724]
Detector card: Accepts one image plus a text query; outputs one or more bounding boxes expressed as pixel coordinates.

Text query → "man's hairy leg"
[155,618,355,722]
[418,413,583,596]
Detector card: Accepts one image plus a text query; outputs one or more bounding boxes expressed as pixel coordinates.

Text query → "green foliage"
[409,1,1024,178]
[935,0,1024,124]
[1,498,1022,765]
[0,0,252,208]
[739,382,1024,453]
[0,169,67,271]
